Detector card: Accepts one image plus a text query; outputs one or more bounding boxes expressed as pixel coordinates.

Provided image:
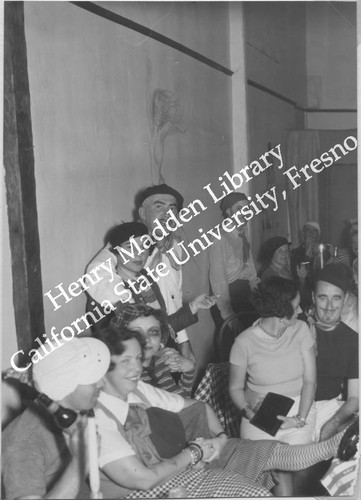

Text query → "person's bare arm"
[180,399,228,463]
[102,450,192,491]
[178,340,195,363]
[320,378,359,441]
[279,346,317,429]
[229,362,255,420]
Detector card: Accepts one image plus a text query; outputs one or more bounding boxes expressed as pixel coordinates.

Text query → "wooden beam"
[71,1,233,76]
[4,1,45,360]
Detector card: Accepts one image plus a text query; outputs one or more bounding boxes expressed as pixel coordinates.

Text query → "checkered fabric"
[110,303,155,329]
[193,362,241,438]
[124,467,272,498]
[210,438,278,491]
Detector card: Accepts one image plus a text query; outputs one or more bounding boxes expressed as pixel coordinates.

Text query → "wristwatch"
[295,414,307,428]
[240,405,251,419]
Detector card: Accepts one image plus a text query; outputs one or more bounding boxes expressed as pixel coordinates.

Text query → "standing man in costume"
[209,192,259,333]
[138,184,195,361]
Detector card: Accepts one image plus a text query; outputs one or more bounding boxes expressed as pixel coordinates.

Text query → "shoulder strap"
[96,401,127,436]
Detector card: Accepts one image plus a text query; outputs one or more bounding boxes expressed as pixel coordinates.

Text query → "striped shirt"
[141,355,195,397]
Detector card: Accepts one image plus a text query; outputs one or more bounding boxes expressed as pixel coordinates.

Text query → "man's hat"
[138,184,184,209]
[315,263,353,292]
[261,236,290,261]
[220,192,247,214]
[32,338,110,400]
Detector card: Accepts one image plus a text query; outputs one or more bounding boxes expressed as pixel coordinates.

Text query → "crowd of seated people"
[2,331,358,499]
[1,183,359,498]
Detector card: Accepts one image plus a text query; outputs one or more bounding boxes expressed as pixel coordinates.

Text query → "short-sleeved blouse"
[230,319,314,397]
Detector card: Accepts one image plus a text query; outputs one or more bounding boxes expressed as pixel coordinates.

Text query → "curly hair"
[250,277,298,319]
[96,326,146,372]
[110,303,172,345]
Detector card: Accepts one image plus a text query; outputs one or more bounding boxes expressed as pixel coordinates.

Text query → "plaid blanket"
[193,362,241,438]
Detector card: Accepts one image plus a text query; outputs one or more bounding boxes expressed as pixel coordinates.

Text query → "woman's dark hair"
[250,277,298,319]
[96,326,146,371]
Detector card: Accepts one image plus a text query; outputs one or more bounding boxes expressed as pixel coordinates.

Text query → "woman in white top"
[229,277,317,495]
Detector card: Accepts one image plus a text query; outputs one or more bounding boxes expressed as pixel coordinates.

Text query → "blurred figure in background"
[291,221,321,310]
[209,192,259,335]
[329,219,358,286]
[259,237,292,281]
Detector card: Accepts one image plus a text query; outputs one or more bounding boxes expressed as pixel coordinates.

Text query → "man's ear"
[139,205,145,221]
[226,207,232,218]
[312,290,315,304]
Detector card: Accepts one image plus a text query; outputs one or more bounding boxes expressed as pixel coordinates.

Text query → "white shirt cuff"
[176,329,189,343]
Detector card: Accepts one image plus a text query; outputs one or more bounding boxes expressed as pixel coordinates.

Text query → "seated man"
[306,263,359,441]
[2,337,110,499]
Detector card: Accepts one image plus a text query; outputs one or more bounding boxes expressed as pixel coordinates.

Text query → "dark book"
[249,392,294,436]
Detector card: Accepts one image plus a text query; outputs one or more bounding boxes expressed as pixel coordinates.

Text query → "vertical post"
[229,2,249,194]
[4,1,45,360]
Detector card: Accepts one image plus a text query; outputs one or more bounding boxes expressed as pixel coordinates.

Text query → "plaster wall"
[305,2,357,129]
[306,2,356,110]
[243,1,307,266]
[4,1,234,371]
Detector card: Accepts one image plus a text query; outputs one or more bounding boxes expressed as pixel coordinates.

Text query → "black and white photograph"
[2,1,359,498]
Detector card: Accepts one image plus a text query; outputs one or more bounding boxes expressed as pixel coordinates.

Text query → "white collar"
[97,391,129,424]
[97,387,149,425]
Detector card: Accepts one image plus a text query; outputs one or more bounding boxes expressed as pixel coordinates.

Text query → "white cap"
[304,221,321,233]
[32,337,110,400]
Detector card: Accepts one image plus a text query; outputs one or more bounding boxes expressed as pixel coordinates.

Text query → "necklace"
[259,319,286,339]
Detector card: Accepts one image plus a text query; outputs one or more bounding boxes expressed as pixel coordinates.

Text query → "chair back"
[217,310,258,362]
